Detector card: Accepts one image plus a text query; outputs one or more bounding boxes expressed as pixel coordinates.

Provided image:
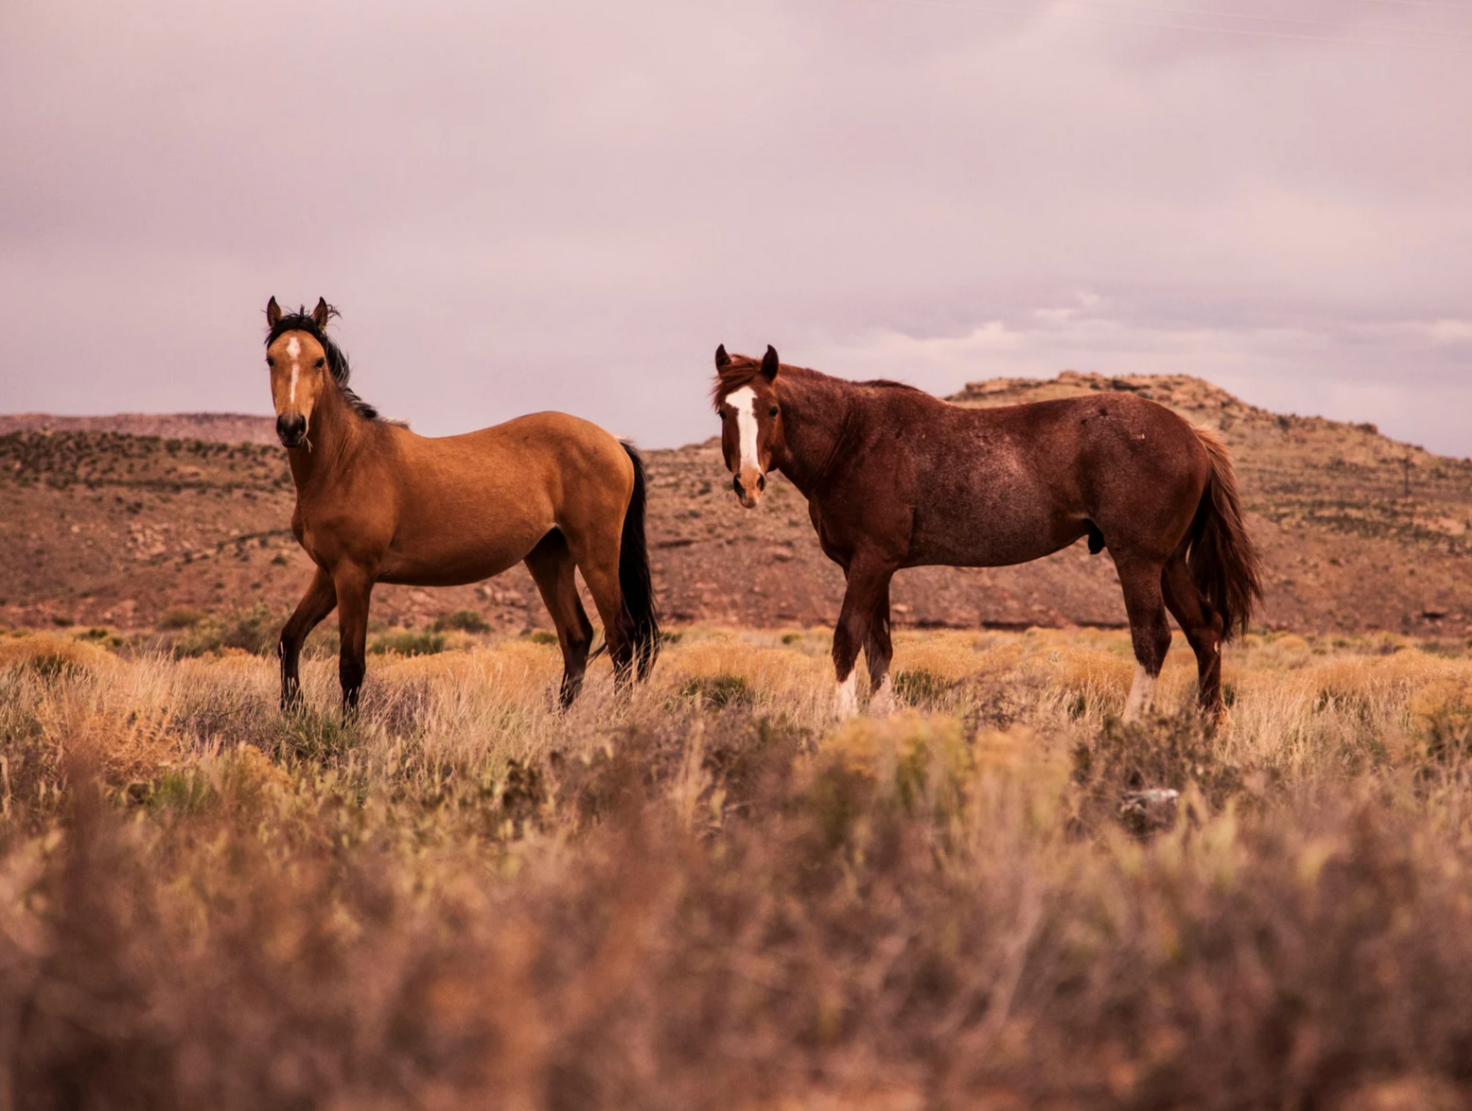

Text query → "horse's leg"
[833,560,895,718]
[278,565,337,711]
[1114,555,1173,722]
[864,575,898,715]
[332,563,374,717]
[524,530,595,709]
[564,528,633,689]
[1161,547,1227,719]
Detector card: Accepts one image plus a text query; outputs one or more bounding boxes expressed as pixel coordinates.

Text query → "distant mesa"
[2,372,1469,638]
[0,413,279,445]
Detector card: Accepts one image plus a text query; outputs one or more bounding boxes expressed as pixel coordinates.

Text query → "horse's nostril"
[732,475,745,497]
[756,474,766,492]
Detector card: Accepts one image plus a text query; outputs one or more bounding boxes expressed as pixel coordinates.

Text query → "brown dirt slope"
[0,412,279,444]
[3,373,1470,635]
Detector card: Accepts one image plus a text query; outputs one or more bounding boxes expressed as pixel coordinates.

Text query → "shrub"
[1411,676,1472,763]
[679,674,752,709]
[160,607,207,630]
[893,667,950,709]
[370,629,446,657]
[432,609,491,634]
[220,603,278,655]
[1071,713,1248,832]
[172,619,223,658]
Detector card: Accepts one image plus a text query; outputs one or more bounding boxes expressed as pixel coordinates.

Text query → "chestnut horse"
[712,346,1262,721]
[264,298,658,713]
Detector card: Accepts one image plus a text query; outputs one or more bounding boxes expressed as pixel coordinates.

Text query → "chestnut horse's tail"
[1188,427,1263,640]
[618,442,661,680]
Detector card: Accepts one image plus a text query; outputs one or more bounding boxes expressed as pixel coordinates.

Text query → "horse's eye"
[768,406,779,418]
[266,357,275,368]
[315,358,325,369]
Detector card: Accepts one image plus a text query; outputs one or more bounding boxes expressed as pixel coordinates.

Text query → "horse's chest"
[291,506,342,565]
[292,513,324,562]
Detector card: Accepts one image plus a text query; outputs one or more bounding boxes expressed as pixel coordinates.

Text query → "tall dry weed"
[2,628,1472,1106]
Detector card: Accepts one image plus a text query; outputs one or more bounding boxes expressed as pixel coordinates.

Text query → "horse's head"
[264,296,334,449]
[713,344,784,509]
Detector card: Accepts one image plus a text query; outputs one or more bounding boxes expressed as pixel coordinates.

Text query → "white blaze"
[1122,664,1158,722]
[726,385,760,474]
[286,336,301,403]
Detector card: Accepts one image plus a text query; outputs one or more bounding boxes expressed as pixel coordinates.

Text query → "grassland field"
[5,622,1472,1109]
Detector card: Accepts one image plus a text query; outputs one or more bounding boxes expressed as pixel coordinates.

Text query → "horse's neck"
[776,374,852,497]
[288,385,367,493]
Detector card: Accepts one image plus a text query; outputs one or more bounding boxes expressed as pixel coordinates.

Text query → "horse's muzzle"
[733,471,766,509]
[277,413,308,449]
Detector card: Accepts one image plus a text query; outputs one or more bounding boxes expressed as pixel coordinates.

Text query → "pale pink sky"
[2,0,1469,451]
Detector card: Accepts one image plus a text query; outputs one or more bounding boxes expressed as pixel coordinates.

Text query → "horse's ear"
[312,298,331,329]
[760,345,780,382]
[715,344,730,370]
[266,297,281,328]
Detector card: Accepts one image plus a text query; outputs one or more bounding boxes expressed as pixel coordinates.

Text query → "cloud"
[0,0,1469,453]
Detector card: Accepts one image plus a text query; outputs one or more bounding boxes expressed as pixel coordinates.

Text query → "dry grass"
[4,625,1472,1108]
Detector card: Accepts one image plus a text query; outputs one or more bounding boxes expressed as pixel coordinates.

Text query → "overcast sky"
[2,0,1469,452]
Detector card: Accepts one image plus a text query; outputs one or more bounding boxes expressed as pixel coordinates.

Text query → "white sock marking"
[834,672,858,719]
[726,385,760,475]
[870,672,897,715]
[1122,663,1158,722]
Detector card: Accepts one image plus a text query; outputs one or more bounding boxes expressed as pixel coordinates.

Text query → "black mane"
[266,306,379,421]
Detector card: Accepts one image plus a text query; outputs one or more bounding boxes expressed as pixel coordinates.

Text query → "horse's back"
[853,389,1210,567]
[397,411,630,486]
[428,410,623,456]
[370,411,633,585]
[959,393,1206,480]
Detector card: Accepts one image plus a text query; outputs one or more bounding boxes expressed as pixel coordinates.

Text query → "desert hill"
[3,371,1471,638]
[0,412,278,445]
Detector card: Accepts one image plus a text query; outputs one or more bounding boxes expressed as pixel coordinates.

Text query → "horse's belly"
[907,532,1073,570]
[376,530,540,587]
[909,498,1081,568]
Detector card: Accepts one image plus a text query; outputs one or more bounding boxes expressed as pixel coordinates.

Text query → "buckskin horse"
[712,345,1261,721]
[263,297,658,713]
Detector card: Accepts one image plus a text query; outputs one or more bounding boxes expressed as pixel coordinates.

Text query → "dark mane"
[266,306,378,421]
[712,355,926,410]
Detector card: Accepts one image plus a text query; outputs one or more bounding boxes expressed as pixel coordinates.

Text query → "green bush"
[371,630,446,657]
[172,604,279,658]
[893,668,950,709]
[221,603,278,655]
[433,610,491,634]
[679,674,752,709]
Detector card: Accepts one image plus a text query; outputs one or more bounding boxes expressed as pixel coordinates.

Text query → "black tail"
[1189,427,1264,640]
[617,442,660,681]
